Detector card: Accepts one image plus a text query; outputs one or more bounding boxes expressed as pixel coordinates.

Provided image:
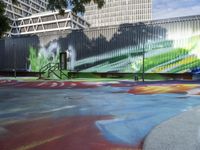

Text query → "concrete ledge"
[143,106,200,150]
[0,71,42,77]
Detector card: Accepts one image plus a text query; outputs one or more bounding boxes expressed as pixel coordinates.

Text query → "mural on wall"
[28,21,200,74]
[1,79,200,150]
[0,16,199,73]
[28,42,60,71]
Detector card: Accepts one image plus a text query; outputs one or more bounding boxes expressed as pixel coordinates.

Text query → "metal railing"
[39,63,68,79]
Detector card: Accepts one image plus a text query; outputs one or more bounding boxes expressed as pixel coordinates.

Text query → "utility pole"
[13,40,16,78]
[142,28,145,82]
[142,41,145,82]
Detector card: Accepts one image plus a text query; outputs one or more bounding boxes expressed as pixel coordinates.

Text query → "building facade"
[3,0,48,21]
[3,0,48,35]
[84,0,152,27]
[10,10,90,36]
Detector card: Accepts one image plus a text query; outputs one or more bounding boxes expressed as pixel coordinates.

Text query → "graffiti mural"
[28,42,60,71]
[25,17,200,73]
[28,33,200,73]
[1,80,200,150]
[0,16,200,73]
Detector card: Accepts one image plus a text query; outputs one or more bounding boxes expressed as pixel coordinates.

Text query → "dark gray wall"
[1,36,39,71]
[0,39,5,70]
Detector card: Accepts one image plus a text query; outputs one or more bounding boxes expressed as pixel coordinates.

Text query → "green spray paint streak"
[28,42,60,72]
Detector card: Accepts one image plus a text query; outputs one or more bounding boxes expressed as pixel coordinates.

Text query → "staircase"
[39,63,69,79]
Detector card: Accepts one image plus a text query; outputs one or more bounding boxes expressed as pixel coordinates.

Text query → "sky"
[153,0,200,19]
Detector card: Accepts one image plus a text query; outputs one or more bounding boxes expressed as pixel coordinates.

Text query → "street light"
[142,28,146,82]
[12,39,16,78]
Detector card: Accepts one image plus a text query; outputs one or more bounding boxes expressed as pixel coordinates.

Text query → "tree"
[47,0,105,15]
[0,1,10,37]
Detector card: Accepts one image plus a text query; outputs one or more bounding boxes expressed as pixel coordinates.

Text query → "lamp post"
[142,28,145,82]
[13,40,16,78]
[14,46,16,78]
[142,40,145,82]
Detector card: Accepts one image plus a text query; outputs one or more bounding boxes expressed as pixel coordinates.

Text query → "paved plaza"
[1,79,200,150]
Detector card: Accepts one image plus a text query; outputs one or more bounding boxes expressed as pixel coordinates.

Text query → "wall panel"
[0,16,200,73]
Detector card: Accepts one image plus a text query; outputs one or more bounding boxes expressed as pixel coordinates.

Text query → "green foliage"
[9,0,104,14]
[0,1,10,37]
[47,0,105,14]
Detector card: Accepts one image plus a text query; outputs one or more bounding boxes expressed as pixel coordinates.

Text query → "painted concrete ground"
[1,79,200,150]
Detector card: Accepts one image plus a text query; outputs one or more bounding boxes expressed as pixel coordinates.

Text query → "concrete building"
[3,1,89,36]
[3,0,48,35]
[84,0,152,27]
[10,10,90,35]
[3,0,48,21]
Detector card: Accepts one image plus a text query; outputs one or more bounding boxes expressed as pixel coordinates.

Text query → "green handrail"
[39,62,68,79]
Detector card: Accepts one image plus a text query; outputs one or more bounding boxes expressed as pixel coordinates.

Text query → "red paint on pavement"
[0,80,99,89]
[0,116,141,150]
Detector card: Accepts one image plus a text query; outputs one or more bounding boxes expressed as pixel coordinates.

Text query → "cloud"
[153,0,200,19]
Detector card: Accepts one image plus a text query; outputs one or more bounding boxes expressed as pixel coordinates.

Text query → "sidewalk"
[144,106,200,150]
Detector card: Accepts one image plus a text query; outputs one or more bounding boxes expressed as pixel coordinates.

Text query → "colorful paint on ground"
[1,79,200,150]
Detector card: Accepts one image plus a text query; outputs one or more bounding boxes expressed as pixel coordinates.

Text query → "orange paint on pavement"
[128,84,199,95]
